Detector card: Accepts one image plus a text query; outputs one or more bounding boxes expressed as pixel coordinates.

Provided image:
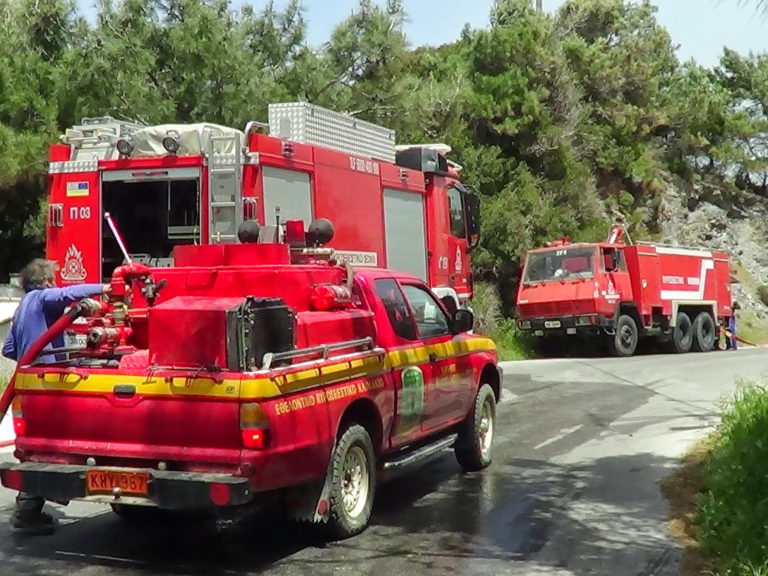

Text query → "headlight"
[116,135,134,156]
[519,320,532,330]
[162,130,181,154]
[575,315,593,326]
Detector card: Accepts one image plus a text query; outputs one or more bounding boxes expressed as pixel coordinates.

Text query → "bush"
[697,381,768,575]
[470,282,532,361]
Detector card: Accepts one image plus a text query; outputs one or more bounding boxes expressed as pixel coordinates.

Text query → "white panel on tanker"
[383,188,427,281]
[262,166,313,225]
[100,167,201,278]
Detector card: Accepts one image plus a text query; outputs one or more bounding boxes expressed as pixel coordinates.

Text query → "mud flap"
[284,440,337,524]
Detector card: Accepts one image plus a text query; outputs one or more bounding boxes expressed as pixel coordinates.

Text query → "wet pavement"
[1,349,766,576]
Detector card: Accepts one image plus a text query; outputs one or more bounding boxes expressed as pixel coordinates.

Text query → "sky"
[75,0,768,69]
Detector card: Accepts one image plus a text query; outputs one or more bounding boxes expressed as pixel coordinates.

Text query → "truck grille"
[519,300,593,317]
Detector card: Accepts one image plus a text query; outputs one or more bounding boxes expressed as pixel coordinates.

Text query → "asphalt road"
[1,348,767,576]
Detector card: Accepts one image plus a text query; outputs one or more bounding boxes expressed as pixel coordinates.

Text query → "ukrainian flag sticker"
[66,181,90,197]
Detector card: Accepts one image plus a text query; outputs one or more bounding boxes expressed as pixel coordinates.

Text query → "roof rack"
[62,116,146,147]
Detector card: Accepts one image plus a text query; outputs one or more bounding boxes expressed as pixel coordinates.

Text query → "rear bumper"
[0,462,254,509]
[517,315,613,336]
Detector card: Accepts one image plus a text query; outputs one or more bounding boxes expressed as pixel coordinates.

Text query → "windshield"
[523,246,596,283]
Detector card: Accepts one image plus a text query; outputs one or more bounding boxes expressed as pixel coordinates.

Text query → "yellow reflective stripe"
[13,337,496,400]
[386,337,496,369]
[241,355,387,397]
[14,371,243,399]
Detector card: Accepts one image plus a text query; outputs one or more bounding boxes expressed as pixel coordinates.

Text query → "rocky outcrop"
[656,178,768,314]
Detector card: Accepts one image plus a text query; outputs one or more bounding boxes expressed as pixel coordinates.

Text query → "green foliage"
[1,0,768,307]
[697,382,768,575]
[468,282,532,360]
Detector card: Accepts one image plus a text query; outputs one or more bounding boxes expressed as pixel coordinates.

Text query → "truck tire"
[692,312,716,352]
[672,312,693,353]
[324,424,377,540]
[609,314,638,357]
[454,383,496,472]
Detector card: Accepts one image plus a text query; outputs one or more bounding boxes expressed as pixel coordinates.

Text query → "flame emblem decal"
[61,244,87,282]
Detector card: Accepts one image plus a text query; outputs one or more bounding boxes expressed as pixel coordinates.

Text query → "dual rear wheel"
[671,311,716,353]
[609,310,718,356]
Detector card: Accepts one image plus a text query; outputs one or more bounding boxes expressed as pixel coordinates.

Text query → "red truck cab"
[1,222,500,539]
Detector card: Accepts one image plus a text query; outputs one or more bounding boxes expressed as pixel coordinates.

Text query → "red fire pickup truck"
[0,219,501,539]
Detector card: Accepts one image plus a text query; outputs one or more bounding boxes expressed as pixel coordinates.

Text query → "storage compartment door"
[383,189,427,281]
[262,166,313,226]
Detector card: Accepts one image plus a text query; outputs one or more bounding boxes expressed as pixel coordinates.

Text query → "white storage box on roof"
[268,102,396,163]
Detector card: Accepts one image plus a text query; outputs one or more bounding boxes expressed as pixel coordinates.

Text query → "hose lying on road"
[721,329,766,349]
[0,299,95,423]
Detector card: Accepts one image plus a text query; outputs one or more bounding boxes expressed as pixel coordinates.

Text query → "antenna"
[104,212,132,264]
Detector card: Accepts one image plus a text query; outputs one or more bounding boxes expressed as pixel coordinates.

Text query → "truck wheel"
[609,314,638,357]
[692,312,716,352]
[672,312,693,353]
[454,383,496,472]
[324,424,377,540]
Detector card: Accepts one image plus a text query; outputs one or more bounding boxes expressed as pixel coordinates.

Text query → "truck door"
[600,247,632,307]
[398,282,470,433]
[372,278,429,448]
[46,171,101,284]
[431,184,472,307]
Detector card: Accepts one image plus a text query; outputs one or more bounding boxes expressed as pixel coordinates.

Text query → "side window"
[401,284,452,339]
[375,279,417,340]
[446,186,466,238]
[601,247,627,272]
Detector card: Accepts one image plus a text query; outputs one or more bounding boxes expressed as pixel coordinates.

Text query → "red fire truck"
[45,102,480,313]
[0,217,500,539]
[516,225,734,357]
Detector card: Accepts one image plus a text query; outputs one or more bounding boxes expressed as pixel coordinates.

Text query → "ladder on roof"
[207,132,243,244]
[63,116,145,146]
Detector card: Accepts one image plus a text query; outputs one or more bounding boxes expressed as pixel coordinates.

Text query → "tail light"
[1,469,23,491]
[209,483,232,506]
[11,396,25,436]
[240,403,270,450]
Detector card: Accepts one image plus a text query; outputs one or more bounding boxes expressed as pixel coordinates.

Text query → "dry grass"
[661,437,716,576]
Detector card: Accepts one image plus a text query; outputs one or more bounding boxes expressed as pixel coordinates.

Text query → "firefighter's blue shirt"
[2,284,104,364]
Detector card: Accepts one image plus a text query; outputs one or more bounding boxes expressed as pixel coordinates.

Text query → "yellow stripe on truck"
[14,337,496,401]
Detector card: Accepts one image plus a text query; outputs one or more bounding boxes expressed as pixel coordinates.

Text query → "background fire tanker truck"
[0,216,501,539]
[515,224,734,357]
[45,102,480,316]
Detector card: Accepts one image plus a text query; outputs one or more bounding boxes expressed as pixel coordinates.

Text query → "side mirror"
[452,308,474,334]
[464,191,481,251]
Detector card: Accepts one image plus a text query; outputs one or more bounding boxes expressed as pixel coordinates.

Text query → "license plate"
[86,470,149,496]
[544,320,561,328]
[64,332,87,348]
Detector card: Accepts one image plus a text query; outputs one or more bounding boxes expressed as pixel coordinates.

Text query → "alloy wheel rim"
[341,446,369,518]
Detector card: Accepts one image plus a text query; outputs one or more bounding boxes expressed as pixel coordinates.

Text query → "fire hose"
[0,299,96,423]
[720,328,767,350]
